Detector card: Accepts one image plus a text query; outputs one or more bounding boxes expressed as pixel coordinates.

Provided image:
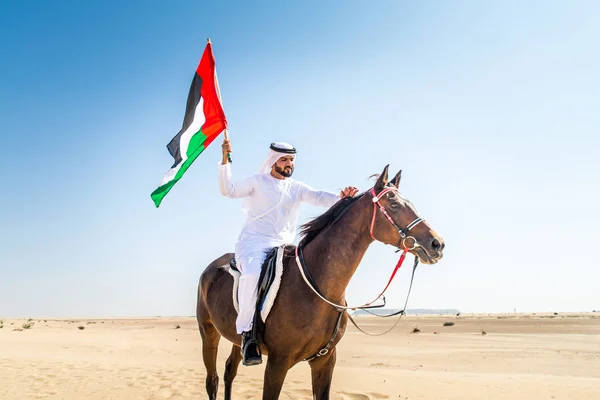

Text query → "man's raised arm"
[218,139,255,198]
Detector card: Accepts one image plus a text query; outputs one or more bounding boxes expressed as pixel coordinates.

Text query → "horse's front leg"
[262,356,292,400]
[308,347,337,400]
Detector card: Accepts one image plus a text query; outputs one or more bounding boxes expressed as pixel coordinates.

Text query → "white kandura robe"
[218,162,340,333]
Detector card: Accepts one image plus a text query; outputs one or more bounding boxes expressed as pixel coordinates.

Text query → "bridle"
[369,186,425,251]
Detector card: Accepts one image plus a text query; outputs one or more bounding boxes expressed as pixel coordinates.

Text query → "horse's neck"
[302,196,373,304]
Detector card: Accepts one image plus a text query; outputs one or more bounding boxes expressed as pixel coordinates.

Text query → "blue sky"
[1,1,598,318]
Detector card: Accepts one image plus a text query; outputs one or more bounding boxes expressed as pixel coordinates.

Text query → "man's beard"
[275,165,294,177]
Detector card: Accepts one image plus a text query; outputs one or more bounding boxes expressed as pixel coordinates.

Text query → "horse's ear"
[375,164,389,192]
[391,170,402,187]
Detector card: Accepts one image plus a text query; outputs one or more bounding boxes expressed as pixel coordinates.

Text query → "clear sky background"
[1,1,598,318]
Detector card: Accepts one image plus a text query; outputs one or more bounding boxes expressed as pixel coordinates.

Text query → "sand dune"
[1,313,599,399]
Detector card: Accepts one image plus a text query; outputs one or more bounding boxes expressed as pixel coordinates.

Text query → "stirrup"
[241,333,262,366]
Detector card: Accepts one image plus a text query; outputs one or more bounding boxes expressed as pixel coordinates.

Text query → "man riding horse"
[218,138,358,365]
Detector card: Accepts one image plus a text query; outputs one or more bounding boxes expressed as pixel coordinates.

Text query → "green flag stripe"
[151,130,208,207]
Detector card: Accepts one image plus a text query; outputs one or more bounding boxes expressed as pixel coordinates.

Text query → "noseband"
[369,187,424,250]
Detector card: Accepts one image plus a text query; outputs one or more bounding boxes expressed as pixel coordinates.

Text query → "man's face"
[273,155,295,177]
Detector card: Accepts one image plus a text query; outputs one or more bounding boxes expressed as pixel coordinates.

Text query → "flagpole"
[208,38,232,163]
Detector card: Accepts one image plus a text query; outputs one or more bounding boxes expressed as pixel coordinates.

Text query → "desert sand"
[1,313,599,399]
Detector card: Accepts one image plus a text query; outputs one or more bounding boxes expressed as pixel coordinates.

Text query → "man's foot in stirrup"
[241,331,262,366]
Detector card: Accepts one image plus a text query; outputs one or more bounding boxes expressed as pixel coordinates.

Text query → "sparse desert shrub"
[22,323,33,329]
[443,322,455,327]
[481,329,487,335]
[175,324,181,329]
[410,327,420,334]
[78,326,85,330]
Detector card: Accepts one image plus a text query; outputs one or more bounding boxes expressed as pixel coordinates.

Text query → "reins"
[295,244,414,312]
[347,254,419,336]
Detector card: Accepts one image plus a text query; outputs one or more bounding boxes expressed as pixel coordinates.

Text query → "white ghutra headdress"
[258,142,297,175]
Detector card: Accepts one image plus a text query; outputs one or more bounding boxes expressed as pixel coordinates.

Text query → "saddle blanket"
[220,245,285,323]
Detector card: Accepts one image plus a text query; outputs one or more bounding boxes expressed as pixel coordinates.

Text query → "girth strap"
[303,310,345,362]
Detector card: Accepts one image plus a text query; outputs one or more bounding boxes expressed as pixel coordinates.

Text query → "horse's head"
[369,165,445,265]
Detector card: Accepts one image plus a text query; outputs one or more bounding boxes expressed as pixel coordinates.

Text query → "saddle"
[229,246,279,317]
[227,245,293,343]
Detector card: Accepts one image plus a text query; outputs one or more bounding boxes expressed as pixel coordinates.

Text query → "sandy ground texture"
[1,313,599,399]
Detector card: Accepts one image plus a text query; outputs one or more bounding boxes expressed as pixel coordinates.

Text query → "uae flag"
[151,41,227,207]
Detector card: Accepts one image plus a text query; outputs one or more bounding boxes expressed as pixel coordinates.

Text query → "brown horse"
[196,165,445,399]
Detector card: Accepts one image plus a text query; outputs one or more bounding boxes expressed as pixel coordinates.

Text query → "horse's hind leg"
[224,344,242,400]
[198,317,221,399]
[308,347,337,400]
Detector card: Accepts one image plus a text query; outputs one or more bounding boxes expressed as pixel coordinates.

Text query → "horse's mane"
[299,192,366,247]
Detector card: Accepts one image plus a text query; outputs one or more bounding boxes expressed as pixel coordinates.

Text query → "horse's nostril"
[432,239,441,250]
